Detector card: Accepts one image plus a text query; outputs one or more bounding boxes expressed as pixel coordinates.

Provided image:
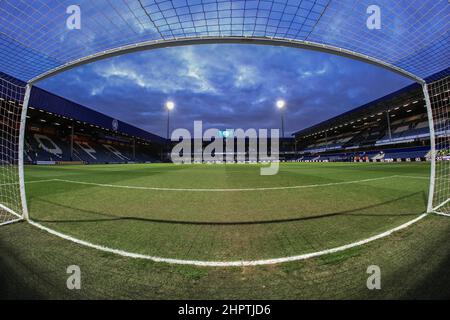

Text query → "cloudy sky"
[38,44,413,137]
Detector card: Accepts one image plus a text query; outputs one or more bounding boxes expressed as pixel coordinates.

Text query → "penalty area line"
[28,213,428,267]
[51,175,398,192]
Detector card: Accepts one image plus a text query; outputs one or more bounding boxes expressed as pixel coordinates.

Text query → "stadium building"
[0,0,449,301]
[2,69,449,166]
[25,87,165,165]
[1,72,165,165]
[294,70,450,163]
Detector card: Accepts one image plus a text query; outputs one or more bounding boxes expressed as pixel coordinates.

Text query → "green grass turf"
[24,162,429,261]
[1,213,450,299]
[1,162,450,299]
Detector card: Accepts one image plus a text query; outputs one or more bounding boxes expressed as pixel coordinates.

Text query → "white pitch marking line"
[0,179,58,187]
[394,175,450,181]
[28,213,428,267]
[393,175,429,180]
[0,175,435,190]
[52,176,397,192]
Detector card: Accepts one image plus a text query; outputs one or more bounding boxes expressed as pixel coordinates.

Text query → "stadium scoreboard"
[218,129,235,139]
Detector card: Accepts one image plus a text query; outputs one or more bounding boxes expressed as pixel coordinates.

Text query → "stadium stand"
[2,70,446,165]
[0,72,166,165]
[22,87,165,165]
[292,75,450,162]
[25,111,163,164]
[24,77,443,165]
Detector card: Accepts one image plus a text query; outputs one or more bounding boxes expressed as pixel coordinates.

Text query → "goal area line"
[1,173,446,266]
[20,174,431,192]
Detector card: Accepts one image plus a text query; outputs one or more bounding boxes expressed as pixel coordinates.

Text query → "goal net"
[0,74,25,226]
[428,76,450,216]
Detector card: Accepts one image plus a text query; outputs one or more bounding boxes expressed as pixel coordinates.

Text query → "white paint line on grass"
[52,175,397,192]
[394,175,429,180]
[28,213,429,267]
[0,179,58,187]
[394,175,450,181]
[1,175,434,191]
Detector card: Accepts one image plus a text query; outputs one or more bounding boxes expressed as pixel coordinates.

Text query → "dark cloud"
[38,44,412,137]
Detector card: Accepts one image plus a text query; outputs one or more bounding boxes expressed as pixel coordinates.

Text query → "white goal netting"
[0,75,25,225]
[429,76,450,215]
[0,1,448,226]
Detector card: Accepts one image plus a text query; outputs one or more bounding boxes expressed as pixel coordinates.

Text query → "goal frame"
[423,83,436,213]
[2,36,444,224]
[18,84,31,220]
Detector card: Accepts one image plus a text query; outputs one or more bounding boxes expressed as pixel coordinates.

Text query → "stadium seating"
[381,146,429,160]
[297,146,430,162]
[376,114,431,144]
[26,134,71,162]
[25,132,160,164]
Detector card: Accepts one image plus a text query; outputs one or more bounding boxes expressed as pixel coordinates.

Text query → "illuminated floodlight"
[276,99,286,109]
[166,101,175,111]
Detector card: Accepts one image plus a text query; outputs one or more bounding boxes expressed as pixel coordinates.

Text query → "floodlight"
[166,101,175,111]
[276,100,286,109]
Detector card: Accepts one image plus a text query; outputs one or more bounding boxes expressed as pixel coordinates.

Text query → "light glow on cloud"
[38,44,412,137]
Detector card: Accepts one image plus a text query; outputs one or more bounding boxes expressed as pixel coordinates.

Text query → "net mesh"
[0,75,24,225]
[0,1,448,222]
[0,0,448,81]
[429,76,450,215]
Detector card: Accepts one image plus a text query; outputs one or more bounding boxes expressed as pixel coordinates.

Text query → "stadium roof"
[293,67,450,137]
[29,86,167,144]
[292,82,422,137]
[0,71,166,143]
[0,0,448,84]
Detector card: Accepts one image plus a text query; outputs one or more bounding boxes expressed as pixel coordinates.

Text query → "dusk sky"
[38,44,413,137]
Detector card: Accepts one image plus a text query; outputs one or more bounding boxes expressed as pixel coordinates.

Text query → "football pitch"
[25,162,430,262]
[2,161,450,299]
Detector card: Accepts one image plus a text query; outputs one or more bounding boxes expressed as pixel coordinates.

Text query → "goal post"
[424,82,436,213]
[0,73,449,227]
[19,84,31,220]
[0,74,27,225]
[426,76,450,216]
